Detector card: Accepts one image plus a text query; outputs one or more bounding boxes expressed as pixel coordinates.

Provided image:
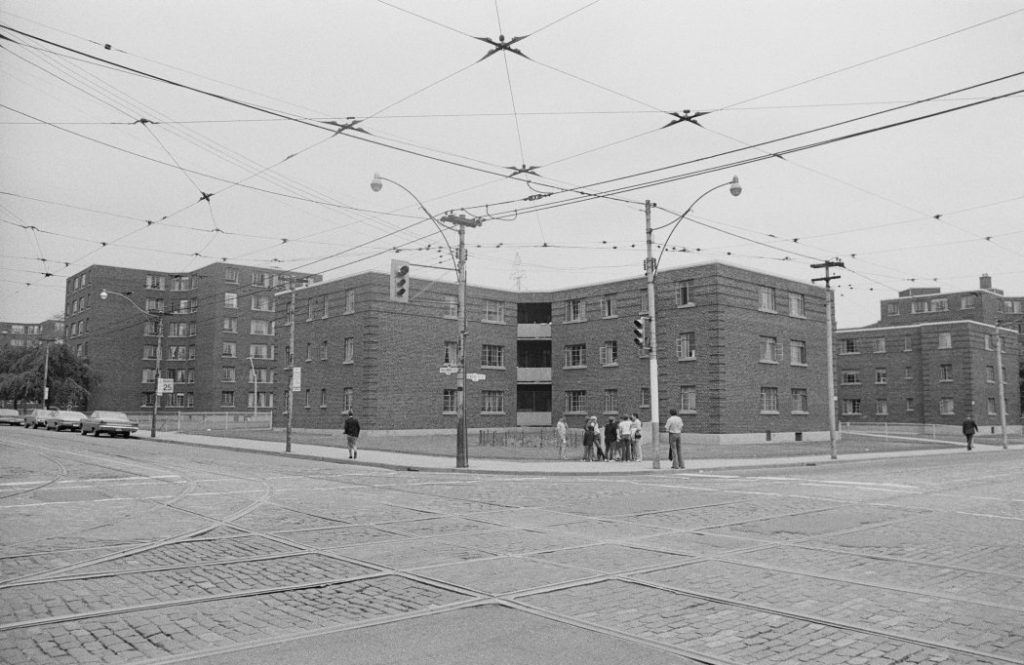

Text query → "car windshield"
[92,411,129,420]
[58,411,85,418]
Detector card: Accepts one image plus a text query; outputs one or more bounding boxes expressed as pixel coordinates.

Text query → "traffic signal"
[633,316,647,349]
[389,259,410,303]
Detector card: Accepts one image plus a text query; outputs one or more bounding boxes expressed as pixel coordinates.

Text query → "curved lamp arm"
[99,289,158,317]
[653,176,741,277]
[371,173,458,270]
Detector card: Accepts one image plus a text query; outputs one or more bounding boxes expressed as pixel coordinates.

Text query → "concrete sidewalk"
[150,430,996,474]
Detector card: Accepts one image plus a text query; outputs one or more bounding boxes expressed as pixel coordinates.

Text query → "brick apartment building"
[276,262,831,443]
[0,319,65,349]
[836,275,1023,428]
[64,263,319,411]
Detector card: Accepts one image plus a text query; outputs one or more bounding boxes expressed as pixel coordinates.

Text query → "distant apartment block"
[0,319,64,348]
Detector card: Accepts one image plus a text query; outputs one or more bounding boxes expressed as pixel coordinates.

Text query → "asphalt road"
[1,427,1021,664]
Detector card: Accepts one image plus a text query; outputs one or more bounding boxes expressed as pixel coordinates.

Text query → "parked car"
[0,409,24,426]
[80,411,139,438]
[44,410,87,432]
[23,409,55,429]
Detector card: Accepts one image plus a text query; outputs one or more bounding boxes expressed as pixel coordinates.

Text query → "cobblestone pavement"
[1,429,1021,664]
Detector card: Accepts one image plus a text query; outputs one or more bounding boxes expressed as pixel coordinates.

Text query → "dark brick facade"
[277,262,830,443]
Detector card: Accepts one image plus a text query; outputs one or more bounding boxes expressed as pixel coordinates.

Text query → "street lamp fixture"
[643,176,742,469]
[100,288,163,438]
[371,173,479,468]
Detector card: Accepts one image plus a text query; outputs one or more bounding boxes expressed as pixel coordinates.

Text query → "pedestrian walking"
[343,410,361,459]
[582,416,599,461]
[630,413,643,462]
[962,414,979,451]
[617,415,633,461]
[665,408,684,469]
[556,416,568,459]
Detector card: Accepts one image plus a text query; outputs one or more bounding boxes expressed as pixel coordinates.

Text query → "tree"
[0,344,93,409]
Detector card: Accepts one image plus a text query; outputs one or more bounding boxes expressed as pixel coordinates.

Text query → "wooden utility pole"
[812,259,844,460]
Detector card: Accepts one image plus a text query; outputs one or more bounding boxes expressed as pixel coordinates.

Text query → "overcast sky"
[2,1,1022,329]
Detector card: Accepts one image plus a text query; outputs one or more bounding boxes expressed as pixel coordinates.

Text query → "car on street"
[0,409,25,426]
[80,411,139,438]
[44,410,87,432]
[23,409,55,429]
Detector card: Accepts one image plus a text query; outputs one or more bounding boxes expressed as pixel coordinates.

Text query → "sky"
[1,1,1022,329]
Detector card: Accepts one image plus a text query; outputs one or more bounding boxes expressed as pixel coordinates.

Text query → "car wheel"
[93,429,101,437]
[80,428,87,435]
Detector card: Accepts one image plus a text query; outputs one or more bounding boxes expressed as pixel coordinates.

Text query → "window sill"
[759,360,779,365]
[680,409,696,415]
[759,410,780,415]
[791,362,808,367]
[482,319,506,325]
[791,410,809,415]
[481,412,506,416]
[676,303,695,309]
[678,356,695,362]
[563,365,587,370]
[481,366,505,370]
[343,360,354,365]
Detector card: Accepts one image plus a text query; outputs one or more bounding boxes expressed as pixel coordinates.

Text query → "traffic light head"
[633,316,647,349]
[390,259,410,303]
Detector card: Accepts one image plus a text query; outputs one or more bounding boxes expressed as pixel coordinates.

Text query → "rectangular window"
[906,397,915,413]
[842,399,862,416]
[599,341,618,366]
[143,345,158,360]
[167,345,188,360]
[342,388,354,412]
[987,397,997,416]
[224,267,239,283]
[841,370,860,385]
[760,336,781,363]
[221,391,234,407]
[224,293,238,309]
[960,295,976,309]
[223,317,237,333]
[443,341,458,366]
[640,386,650,408]
[251,271,270,287]
[875,368,887,384]
[305,342,312,362]
[939,398,955,415]
[306,300,314,321]
[145,275,165,290]
[169,275,193,291]
[444,295,458,318]
[145,298,164,313]
[760,387,779,413]
[142,368,156,383]
[565,390,586,413]
[603,389,618,413]
[601,295,615,318]
[565,298,585,323]
[790,340,807,366]
[680,386,696,413]
[930,298,949,312]
[443,389,457,414]
[564,344,586,368]
[871,338,886,353]
[904,366,913,380]
[222,366,236,382]
[841,338,857,354]
[639,292,649,314]
[322,296,329,319]
[986,366,996,383]
[788,292,805,317]
[791,388,808,414]
[483,300,505,323]
[144,320,160,336]
[251,294,274,312]
[938,332,952,349]
[344,337,354,363]
[911,300,928,314]
[675,280,694,307]
[345,289,356,314]
[886,303,899,316]
[677,332,696,360]
[320,389,327,408]
[250,319,273,336]
[759,286,777,313]
[984,334,992,350]
[481,390,504,414]
[876,399,888,416]
[481,344,505,368]
[939,364,952,381]
[304,389,311,409]
[221,342,236,358]
[903,336,912,351]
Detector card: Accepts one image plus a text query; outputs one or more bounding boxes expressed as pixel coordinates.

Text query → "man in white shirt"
[665,408,684,469]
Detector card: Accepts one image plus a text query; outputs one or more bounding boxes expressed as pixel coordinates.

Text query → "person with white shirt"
[665,408,684,469]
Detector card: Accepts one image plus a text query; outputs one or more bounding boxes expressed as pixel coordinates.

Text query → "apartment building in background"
[0,319,65,349]
[836,275,1022,427]
[64,263,319,411]
[276,262,830,443]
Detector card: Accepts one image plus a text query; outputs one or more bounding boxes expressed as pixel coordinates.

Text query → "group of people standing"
[557,409,687,468]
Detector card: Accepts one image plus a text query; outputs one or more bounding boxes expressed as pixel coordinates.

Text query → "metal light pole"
[371,173,480,468]
[286,279,296,453]
[100,289,163,438]
[995,323,1009,449]
[643,177,741,469]
[42,341,50,409]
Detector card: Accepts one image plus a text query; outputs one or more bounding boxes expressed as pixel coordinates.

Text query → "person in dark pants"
[962,414,979,451]
[343,410,361,458]
[602,417,617,461]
